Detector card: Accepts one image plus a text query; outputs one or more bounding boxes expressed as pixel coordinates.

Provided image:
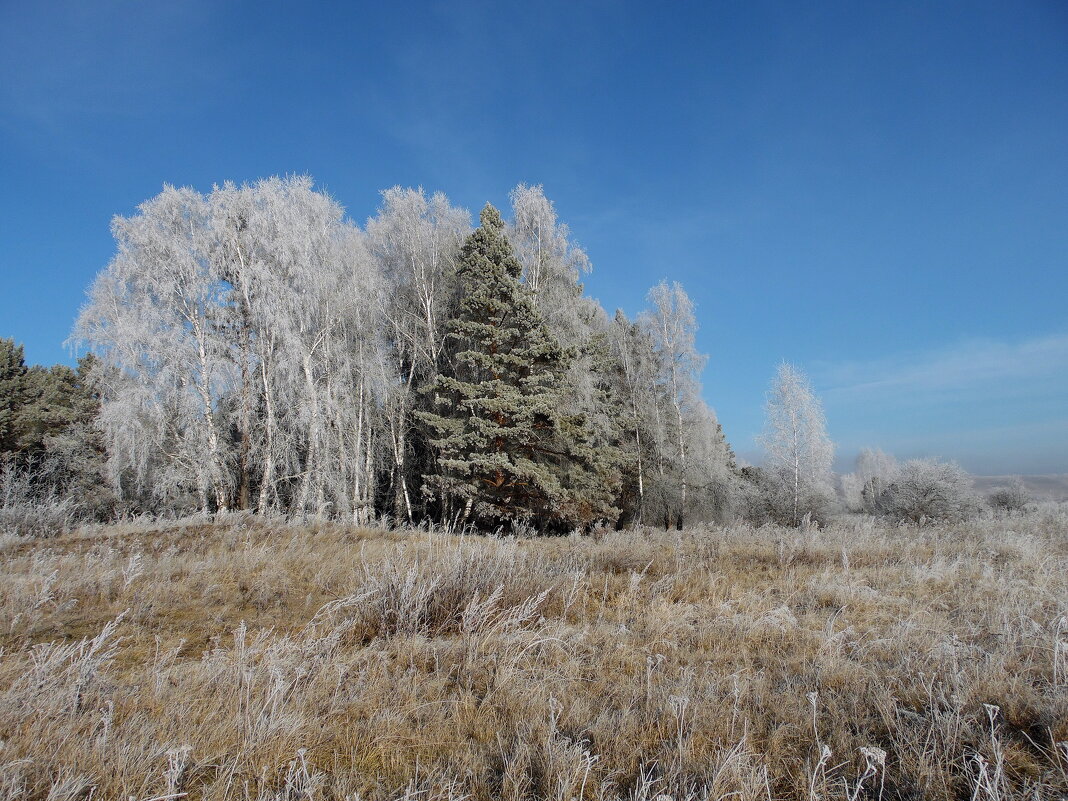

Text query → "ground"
[0,510,1065,800]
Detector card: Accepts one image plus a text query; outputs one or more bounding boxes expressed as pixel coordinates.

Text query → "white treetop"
[508,184,594,349]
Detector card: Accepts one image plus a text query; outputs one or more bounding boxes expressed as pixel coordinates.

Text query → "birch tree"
[758,363,835,526]
[77,177,383,520]
[608,310,659,524]
[609,287,734,527]
[639,281,706,527]
[508,184,593,349]
[209,181,265,512]
[75,185,234,512]
[208,177,375,518]
[366,187,469,522]
[256,178,375,518]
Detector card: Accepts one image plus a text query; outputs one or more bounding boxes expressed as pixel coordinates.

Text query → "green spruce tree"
[0,339,29,457]
[418,204,618,531]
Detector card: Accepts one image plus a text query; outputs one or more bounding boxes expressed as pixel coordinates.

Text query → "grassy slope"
[0,511,1066,800]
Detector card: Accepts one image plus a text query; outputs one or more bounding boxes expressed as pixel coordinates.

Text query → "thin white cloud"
[816,332,1068,474]
[818,332,1068,400]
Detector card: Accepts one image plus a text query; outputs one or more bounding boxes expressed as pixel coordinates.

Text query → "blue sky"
[1,1,1066,474]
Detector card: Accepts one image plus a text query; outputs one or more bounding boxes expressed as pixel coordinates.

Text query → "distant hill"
[972,474,1068,502]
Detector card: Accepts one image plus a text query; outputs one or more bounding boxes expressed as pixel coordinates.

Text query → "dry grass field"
[0,511,1066,801]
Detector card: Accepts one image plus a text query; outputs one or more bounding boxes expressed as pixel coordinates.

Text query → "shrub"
[987,478,1033,512]
[0,461,79,537]
[877,458,981,523]
[738,465,833,526]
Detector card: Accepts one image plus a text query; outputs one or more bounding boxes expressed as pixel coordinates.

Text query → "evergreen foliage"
[0,340,110,518]
[1,340,99,464]
[0,340,30,455]
[418,205,618,530]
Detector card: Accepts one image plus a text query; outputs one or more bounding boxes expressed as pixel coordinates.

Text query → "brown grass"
[0,510,1066,800]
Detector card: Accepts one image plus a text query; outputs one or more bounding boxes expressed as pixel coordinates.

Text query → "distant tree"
[840,471,864,513]
[987,477,1033,512]
[855,448,898,512]
[737,464,779,525]
[840,447,899,513]
[418,204,617,530]
[758,363,835,526]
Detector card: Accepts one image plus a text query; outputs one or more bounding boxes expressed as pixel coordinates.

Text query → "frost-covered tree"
[682,398,738,523]
[418,205,616,530]
[639,282,707,527]
[854,447,898,513]
[253,181,365,517]
[366,187,469,522]
[368,187,469,371]
[508,184,593,349]
[841,447,900,513]
[758,363,835,526]
[840,471,864,513]
[76,177,381,519]
[0,341,106,508]
[75,185,234,512]
[987,477,1032,512]
[508,184,615,494]
[607,286,734,528]
[209,177,385,519]
[607,311,657,524]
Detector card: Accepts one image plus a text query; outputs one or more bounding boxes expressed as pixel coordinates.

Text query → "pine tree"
[417,204,617,531]
[0,339,29,457]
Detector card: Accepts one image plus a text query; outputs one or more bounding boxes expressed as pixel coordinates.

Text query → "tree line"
[1,177,1024,532]
[60,177,740,530]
